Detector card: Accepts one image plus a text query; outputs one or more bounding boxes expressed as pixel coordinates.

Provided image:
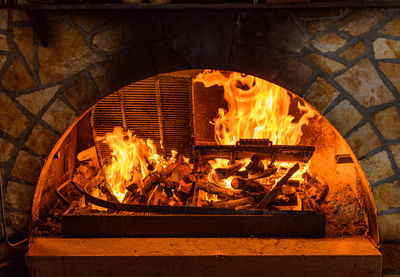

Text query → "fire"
[194,70,316,145]
[98,127,160,202]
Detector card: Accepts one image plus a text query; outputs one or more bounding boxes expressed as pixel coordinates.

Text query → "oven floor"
[26,237,381,277]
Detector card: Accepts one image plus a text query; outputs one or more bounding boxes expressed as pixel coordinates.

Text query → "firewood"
[281,185,296,196]
[257,163,300,209]
[249,167,278,180]
[86,171,119,203]
[245,154,264,174]
[231,177,265,192]
[214,163,243,180]
[211,197,254,208]
[196,177,242,199]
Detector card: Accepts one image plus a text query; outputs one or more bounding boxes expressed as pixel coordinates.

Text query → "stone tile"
[0,92,30,138]
[373,38,400,59]
[93,24,136,55]
[5,212,29,237]
[38,20,104,84]
[390,144,400,168]
[0,54,6,69]
[1,58,36,91]
[311,33,346,53]
[5,181,34,211]
[13,26,34,72]
[63,77,100,114]
[379,62,400,92]
[303,77,339,113]
[307,53,345,74]
[379,243,400,272]
[25,124,59,156]
[16,85,59,115]
[338,41,365,61]
[338,10,384,36]
[0,33,8,51]
[373,181,400,212]
[305,19,334,34]
[335,58,395,108]
[378,213,400,241]
[372,106,400,140]
[12,10,29,22]
[381,16,400,37]
[0,10,7,30]
[42,99,76,133]
[0,137,14,162]
[326,99,363,135]
[360,151,394,185]
[11,150,43,184]
[71,11,110,33]
[346,123,381,158]
[277,58,313,94]
[91,59,126,96]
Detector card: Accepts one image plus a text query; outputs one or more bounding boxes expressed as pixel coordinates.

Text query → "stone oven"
[0,3,399,276]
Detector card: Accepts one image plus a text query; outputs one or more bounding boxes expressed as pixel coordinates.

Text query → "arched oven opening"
[30,69,377,240]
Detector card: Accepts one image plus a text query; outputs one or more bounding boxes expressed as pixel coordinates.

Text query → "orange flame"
[99,127,160,202]
[194,70,316,145]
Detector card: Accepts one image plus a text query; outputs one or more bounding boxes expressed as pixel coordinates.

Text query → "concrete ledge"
[26,237,382,277]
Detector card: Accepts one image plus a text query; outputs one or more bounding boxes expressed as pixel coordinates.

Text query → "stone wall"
[0,7,399,272]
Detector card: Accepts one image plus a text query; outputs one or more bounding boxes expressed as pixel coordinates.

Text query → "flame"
[194,70,316,145]
[98,127,160,202]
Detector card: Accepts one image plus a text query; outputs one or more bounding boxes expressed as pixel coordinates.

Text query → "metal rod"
[0,169,28,247]
[155,78,167,157]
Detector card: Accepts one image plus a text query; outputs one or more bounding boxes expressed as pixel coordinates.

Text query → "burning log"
[211,197,254,208]
[257,163,300,209]
[196,177,242,199]
[281,185,296,196]
[85,171,119,203]
[231,177,265,193]
[245,154,264,174]
[249,167,278,180]
[214,163,243,180]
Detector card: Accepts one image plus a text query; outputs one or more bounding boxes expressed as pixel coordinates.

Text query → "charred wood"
[214,163,243,180]
[211,197,254,208]
[231,177,265,192]
[196,177,242,199]
[245,154,264,174]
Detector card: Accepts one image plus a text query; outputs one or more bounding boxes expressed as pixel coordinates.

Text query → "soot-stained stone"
[303,77,339,112]
[16,85,60,115]
[305,19,334,34]
[378,62,400,92]
[12,10,29,22]
[338,10,384,36]
[389,144,400,167]
[0,92,30,138]
[0,10,7,30]
[237,12,306,54]
[5,181,34,211]
[11,150,44,184]
[372,106,400,140]
[38,19,104,84]
[346,123,381,158]
[229,42,285,85]
[42,99,76,133]
[93,24,136,55]
[360,151,394,185]
[0,33,8,51]
[378,213,400,241]
[0,137,14,162]
[311,33,347,53]
[13,26,35,72]
[71,11,111,33]
[118,47,156,84]
[379,243,400,273]
[381,16,400,37]
[335,58,394,108]
[162,11,237,67]
[1,58,36,91]
[307,53,345,74]
[373,38,400,59]
[338,41,365,61]
[277,58,313,94]
[0,55,6,69]
[326,99,363,135]
[5,212,29,238]
[373,181,400,212]
[63,77,100,114]
[25,124,59,156]
[91,59,126,96]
